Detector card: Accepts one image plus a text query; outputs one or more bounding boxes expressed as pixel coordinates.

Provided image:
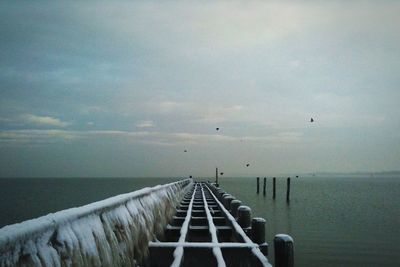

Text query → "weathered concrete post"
[273,177,276,199]
[237,206,251,228]
[263,177,266,196]
[251,217,268,255]
[286,177,291,202]
[274,234,294,267]
[257,177,260,194]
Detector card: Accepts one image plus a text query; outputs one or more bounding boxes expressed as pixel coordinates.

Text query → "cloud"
[135,120,155,128]
[0,128,302,147]
[193,105,244,124]
[23,114,70,127]
[142,101,244,124]
[0,129,77,145]
[0,117,12,122]
[242,131,303,144]
[289,60,300,69]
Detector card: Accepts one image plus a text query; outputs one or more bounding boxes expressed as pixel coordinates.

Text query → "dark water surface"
[218,176,400,267]
[0,177,178,227]
[1,176,399,266]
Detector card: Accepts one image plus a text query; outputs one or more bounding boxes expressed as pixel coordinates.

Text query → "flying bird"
[216,127,220,131]
[220,172,224,176]
[246,163,250,167]
[310,118,314,122]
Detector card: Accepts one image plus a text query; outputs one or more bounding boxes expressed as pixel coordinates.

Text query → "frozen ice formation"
[0,179,192,267]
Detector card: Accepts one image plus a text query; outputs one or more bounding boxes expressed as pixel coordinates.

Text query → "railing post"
[274,234,294,267]
[273,177,276,199]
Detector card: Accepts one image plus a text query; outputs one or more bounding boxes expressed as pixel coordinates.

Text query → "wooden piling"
[237,206,252,228]
[230,199,242,218]
[257,177,260,194]
[274,234,294,267]
[263,177,266,196]
[252,217,268,255]
[273,177,276,199]
[215,167,219,187]
[286,177,291,202]
[223,195,236,210]
[251,217,266,244]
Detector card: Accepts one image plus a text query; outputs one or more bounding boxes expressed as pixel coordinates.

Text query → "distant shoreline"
[307,171,400,176]
[1,171,399,179]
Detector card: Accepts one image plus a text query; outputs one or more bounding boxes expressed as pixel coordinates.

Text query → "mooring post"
[215,167,219,187]
[251,218,265,244]
[223,195,236,210]
[237,206,251,228]
[274,234,294,267]
[257,177,260,194]
[230,199,242,218]
[286,177,291,202]
[273,177,276,199]
[263,177,266,196]
[251,217,268,255]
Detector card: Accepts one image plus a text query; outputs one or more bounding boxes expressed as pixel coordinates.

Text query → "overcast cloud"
[0,1,399,177]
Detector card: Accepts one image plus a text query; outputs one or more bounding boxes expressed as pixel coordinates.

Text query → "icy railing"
[0,178,192,267]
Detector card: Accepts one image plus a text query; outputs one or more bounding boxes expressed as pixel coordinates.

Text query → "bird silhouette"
[310,118,314,122]
[246,163,250,167]
[216,127,220,131]
[220,172,224,175]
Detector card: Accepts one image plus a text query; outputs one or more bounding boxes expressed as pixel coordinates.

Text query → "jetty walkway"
[149,182,293,267]
[0,179,293,267]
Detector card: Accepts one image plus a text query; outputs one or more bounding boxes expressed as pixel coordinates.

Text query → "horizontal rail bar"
[149,242,259,248]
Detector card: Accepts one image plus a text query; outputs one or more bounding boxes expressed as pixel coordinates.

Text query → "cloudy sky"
[0,1,399,177]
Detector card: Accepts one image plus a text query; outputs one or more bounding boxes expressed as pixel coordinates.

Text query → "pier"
[149,182,294,267]
[0,179,294,267]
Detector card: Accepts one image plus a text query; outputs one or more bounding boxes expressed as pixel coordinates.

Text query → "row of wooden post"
[215,184,294,267]
[257,177,291,201]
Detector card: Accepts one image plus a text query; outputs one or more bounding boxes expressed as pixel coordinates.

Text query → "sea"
[0,176,399,266]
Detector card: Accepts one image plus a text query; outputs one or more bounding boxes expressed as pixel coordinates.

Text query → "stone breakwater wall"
[0,179,192,267]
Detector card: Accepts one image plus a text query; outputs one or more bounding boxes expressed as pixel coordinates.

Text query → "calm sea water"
[0,176,399,266]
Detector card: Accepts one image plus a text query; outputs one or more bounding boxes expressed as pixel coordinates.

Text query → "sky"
[0,1,399,178]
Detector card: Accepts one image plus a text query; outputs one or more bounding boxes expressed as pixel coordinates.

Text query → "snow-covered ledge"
[0,178,192,267]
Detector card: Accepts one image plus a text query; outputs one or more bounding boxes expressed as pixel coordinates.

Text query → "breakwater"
[0,179,192,267]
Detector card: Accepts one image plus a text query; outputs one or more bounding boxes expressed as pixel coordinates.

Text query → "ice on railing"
[0,179,192,267]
